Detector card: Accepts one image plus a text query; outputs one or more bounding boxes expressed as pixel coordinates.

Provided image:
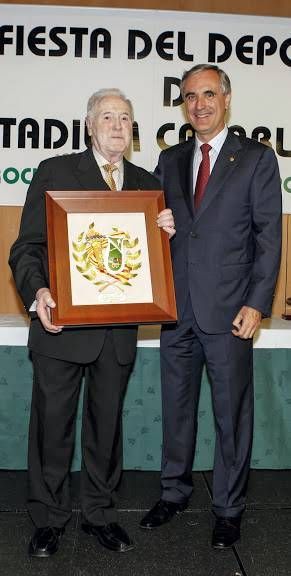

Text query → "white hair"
[86,88,134,121]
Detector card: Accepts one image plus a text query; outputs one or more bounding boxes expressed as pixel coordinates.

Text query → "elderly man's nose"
[113,116,122,129]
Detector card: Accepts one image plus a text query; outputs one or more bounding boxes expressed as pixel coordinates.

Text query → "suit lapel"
[194,132,243,223]
[123,158,140,189]
[74,147,111,190]
[177,141,195,216]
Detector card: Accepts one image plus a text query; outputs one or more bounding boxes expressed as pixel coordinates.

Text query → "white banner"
[0,5,291,209]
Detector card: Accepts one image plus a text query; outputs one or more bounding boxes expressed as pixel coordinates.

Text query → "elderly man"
[140,64,282,548]
[9,88,175,557]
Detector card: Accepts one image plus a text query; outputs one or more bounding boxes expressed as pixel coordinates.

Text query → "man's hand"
[157,208,176,238]
[232,306,262,339]
[35,288,63,333]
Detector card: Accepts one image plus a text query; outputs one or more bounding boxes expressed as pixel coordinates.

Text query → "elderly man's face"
[183,69,231,142]
[86,96,133,162]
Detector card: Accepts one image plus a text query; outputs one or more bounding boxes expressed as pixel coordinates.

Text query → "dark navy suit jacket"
[155,131,282,333]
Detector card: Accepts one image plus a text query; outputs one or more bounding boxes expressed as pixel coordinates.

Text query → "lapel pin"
[229,156,235,162]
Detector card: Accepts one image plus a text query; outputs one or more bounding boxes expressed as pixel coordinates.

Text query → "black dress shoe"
[212,517,241,549]
[82,522,134,552]
[28,526,65,558]
[139,499,187,529]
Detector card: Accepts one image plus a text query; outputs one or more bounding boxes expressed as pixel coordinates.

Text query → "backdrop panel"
[0,5,290,210]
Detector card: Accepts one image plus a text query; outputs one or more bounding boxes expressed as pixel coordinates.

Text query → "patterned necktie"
[103,163,118,191]
[194,143,212,209]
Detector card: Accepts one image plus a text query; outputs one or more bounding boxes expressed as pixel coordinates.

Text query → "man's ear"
[85,115,92,136]
[225,93,231,111]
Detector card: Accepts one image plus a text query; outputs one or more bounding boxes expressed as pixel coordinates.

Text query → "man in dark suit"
[9,88,175,557]
[140,65,282,548]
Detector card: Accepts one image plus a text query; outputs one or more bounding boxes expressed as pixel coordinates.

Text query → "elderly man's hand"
[232,306,262,339]
[157,208,176,238]
[35,288,63,333]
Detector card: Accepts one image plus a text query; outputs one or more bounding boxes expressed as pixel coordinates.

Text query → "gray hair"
[181,64,231,99]
[86,88,134,121]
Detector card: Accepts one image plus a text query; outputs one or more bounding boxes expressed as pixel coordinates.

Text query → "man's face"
[183,69,231,142]
[86,96,133,162]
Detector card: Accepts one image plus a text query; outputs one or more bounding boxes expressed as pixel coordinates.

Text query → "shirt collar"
[195,125,228,153]
[92,147,123,171]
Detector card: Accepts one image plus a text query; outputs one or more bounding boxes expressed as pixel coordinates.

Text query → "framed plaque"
[46,190,177,326]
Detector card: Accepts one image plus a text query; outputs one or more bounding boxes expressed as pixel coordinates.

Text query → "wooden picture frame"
[46,190,177,326]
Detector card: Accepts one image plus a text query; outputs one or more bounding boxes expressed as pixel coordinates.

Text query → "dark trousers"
[28,331,132,528]
[160,297,253,518]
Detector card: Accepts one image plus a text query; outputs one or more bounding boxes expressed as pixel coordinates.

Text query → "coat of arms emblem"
[72,223,141,302]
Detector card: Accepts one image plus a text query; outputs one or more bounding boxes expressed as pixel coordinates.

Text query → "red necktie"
[194,143,212,209]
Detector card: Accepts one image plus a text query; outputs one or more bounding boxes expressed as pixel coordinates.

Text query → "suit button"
[190,231,197,238]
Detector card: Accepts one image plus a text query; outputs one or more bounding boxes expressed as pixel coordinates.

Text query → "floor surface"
[0,469,291,575]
